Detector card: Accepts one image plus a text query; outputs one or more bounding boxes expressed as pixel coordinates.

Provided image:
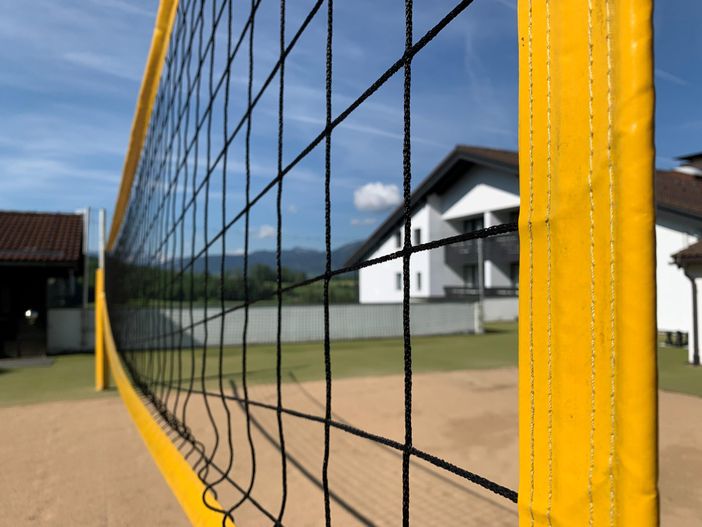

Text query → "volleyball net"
[97,0,658,525]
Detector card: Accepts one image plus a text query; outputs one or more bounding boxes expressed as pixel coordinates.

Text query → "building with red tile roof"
[0,211,85,357]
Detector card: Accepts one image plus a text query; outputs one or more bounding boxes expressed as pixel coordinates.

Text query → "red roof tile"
[0,211,83,264]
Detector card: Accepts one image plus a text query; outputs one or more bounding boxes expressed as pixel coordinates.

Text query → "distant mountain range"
[187,240,363,276]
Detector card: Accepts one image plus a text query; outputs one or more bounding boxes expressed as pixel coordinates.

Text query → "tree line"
[110,262,358,306]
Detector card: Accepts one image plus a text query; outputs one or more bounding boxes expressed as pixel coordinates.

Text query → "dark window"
[396,272,402,290]
[395,231,402,248]
[463,216,484,233]
[508,209,520,224]
[463,264,478,288]
[416,272,422,291]
[413,228,421,245]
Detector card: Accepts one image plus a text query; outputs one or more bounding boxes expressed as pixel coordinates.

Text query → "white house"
[346,146,702,359]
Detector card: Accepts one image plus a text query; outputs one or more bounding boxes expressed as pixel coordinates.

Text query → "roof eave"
[655,203,702,223]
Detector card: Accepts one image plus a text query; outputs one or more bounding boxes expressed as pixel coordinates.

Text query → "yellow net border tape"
[99,280,235,526]
[107,0,180,251]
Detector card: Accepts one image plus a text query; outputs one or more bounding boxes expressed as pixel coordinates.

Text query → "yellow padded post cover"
[517,0,658,525]
[94,269,109,391]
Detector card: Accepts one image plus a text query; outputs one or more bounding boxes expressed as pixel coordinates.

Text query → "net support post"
[517,0,658,525]
[81,208,90,351]
[95,268,109,391]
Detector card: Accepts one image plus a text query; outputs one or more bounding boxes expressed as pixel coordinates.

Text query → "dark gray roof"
[673,240,702,266]
[677,152,702,162]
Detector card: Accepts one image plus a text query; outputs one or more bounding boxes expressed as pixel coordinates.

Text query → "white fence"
[483,297,519,322]
[113,301,477,347]
[47,307,94,353]
[47,299,514,352]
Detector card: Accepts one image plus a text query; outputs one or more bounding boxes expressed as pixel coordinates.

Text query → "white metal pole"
[98,208,105,270]
[476,237,485,334]
[81,208,90,351]
[686,272,700,365]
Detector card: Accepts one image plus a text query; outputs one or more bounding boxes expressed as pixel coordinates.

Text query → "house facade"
[346,146,702,340]
[0,211,87,357]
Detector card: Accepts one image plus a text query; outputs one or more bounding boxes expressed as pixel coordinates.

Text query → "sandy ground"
[0,396,189,527]
[1,369,700,526]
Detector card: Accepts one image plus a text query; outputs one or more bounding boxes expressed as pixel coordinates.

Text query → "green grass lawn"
[0,354,114,407]
[1,322,700,406]
[657,345,702,398]
[173,321,520,388]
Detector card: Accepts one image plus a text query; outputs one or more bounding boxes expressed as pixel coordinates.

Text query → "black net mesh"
[106,0,518,524]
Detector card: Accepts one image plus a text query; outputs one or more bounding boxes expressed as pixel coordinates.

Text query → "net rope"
[106,0,519,524]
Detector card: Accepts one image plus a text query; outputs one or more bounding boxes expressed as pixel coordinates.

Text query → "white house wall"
[359,203,432,303]
[410,205,431,299]
[656,211,702,332]
[359,165,520,309]
[440,166,520,222]
[439,167,520,290]
[358,162,702,338]
[359,244,404,304]
[428,194,462,296]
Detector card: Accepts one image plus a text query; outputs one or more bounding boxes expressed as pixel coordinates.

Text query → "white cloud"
[63,51,142,82]
[287,204,299,214]
[353,182,402,212]
[655,68,688,87]
[351,217,376,226]
[254,225,276,239]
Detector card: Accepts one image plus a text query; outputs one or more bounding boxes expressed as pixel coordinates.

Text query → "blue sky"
[1,0,700,253]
